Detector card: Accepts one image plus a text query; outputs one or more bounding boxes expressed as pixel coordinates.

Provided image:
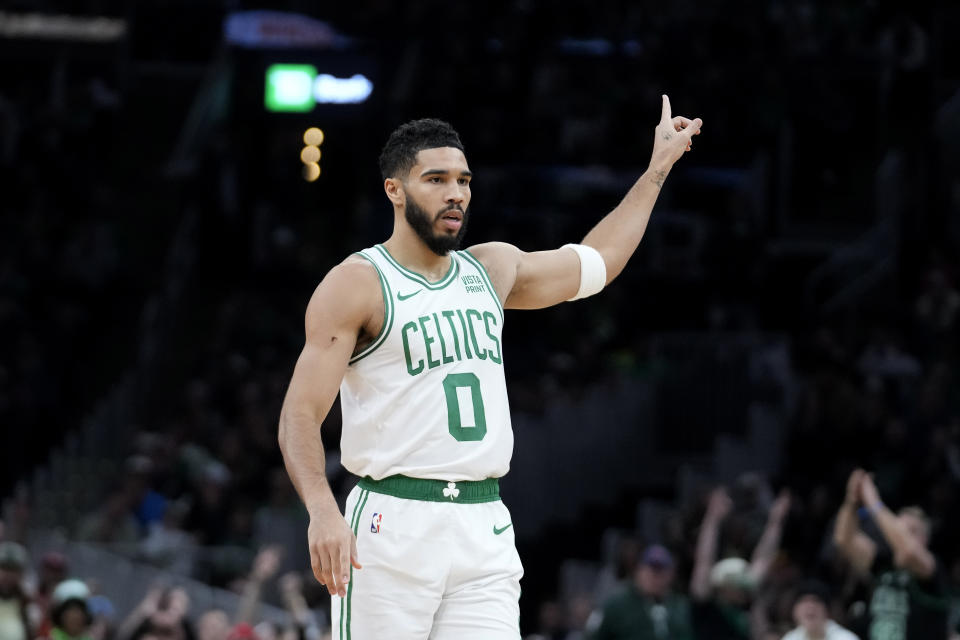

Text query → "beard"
[404,194,469,256]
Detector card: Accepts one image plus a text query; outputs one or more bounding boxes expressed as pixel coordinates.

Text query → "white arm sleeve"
[563,243,607,301]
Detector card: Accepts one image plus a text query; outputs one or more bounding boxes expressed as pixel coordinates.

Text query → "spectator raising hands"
[833,469,947,640]
[689,485,791,640]
[236,546,283,626]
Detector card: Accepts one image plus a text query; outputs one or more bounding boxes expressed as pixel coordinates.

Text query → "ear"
[384,178,405,207]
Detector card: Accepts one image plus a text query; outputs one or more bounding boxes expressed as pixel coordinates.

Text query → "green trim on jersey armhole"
[461,249,504,322]
[349,252,394,365]
[374,244,460,289]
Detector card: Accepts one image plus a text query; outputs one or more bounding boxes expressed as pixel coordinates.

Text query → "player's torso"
[339,244,513,481]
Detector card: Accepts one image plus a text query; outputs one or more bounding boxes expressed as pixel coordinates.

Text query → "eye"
[458,178,470,186]
[429,176,442,184]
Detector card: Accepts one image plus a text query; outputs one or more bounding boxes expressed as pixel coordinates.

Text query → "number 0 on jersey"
[443,373,487,441]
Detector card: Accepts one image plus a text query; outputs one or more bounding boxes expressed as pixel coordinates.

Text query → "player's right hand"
[307,501,362,598]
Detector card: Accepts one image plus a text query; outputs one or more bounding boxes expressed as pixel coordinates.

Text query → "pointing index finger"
[660,94,672,123]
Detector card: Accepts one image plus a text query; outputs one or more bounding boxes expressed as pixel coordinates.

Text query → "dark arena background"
[2,1,960,639]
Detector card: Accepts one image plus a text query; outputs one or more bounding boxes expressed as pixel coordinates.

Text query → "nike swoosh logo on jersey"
[397,290,422,301]
[493,523,513,535]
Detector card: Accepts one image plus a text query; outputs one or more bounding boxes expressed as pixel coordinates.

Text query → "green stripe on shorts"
[340,489,367,640]
[345,489,370,640]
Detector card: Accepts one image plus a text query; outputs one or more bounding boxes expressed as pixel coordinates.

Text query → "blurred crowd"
[521,263,960,639]
[528,472,955,640]
[0,542,329,640]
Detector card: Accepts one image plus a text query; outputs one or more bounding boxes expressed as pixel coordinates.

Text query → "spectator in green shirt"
[49,580,93,640]
[588,544,694,640]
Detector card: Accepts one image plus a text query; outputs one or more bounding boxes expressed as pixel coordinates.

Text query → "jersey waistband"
[358,475,500,503]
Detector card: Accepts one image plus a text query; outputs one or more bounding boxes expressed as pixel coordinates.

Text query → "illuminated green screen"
[265,64,317,112]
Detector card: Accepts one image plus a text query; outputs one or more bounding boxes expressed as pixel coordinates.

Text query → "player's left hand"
[649,94,702,171]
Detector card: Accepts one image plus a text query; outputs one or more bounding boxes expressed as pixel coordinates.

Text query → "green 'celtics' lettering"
[483,311,502,364]
[466,309,487,360]
[401,321,424,376]
[418,316,441,370]
[442,310,462,360]
[432,313,454,364]
[455,309,473,359]
[443,373,487,441]
[402,308,502,377]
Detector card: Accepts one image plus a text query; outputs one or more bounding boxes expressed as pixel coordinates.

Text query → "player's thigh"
[430,500,522,640]
[428,577,521,640]
[332,488,445,640]
[332,578,438,640]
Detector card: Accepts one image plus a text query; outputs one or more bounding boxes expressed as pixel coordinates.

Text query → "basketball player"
[278,96,702,639]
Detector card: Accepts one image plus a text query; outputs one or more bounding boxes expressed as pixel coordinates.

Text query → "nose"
[445,185,466,206]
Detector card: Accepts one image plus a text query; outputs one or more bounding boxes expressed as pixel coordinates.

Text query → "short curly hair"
[378,118,464,181]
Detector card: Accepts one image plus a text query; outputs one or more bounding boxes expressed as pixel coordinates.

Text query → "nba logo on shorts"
[370,512,382,533]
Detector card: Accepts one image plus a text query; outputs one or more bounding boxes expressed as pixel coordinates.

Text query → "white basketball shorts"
[331,476,523,639]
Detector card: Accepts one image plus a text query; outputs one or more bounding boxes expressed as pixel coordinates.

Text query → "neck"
[384,219,453,279]
[805,623,826,639]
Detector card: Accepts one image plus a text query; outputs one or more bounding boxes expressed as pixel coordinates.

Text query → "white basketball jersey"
[339,244,513,481]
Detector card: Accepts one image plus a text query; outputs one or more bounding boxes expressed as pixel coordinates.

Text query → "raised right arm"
[278,258,379,597]
[690,487,732,601]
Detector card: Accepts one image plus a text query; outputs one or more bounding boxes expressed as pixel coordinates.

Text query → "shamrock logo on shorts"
[442,482,460,500]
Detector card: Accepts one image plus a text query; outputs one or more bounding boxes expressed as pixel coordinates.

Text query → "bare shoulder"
[338,253,381,280]
[464,241,522,266]
[304,255,381,334]
[463,242,522,303]
[310,255,379,303]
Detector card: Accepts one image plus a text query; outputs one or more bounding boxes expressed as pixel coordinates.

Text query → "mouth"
[438,209,463,231]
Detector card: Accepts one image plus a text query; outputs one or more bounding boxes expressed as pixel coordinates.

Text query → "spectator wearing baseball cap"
[49,579,93,640]
[782,580,859,640]
[587,544,693,640]
[0,541,32,640]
